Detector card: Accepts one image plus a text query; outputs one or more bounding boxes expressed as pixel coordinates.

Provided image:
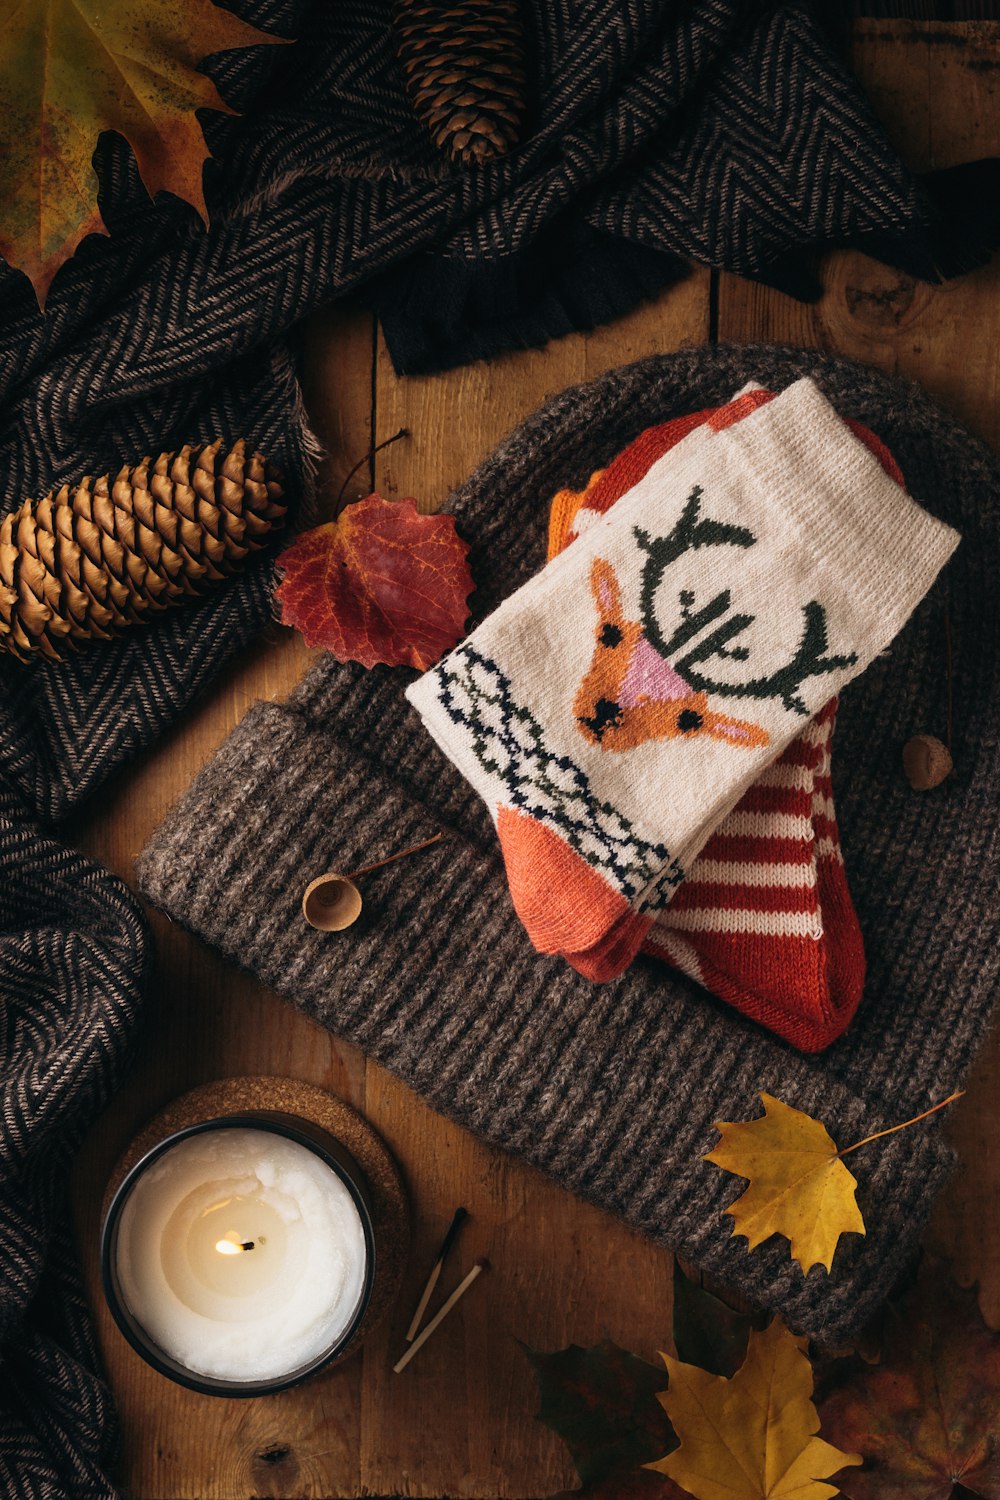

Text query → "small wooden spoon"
[302,874,363,931]
[301,832,443,932]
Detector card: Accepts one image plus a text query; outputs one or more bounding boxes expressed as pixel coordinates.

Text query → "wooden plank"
[716,21,1000,446]
[716,19,1000,1323]
[372,275,711,512]
[299,308,378,515]
[357,1082,680,1499]
[359,273,711,1498]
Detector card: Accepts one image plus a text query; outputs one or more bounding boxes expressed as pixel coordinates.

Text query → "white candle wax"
[114,1127,368,1383]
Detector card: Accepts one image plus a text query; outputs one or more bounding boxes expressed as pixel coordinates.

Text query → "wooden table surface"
[67,20,1000,1500]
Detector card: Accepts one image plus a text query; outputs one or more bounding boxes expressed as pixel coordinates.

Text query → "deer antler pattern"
[675,599,858,716]
[634,485,756,663]
[634,485,857,717]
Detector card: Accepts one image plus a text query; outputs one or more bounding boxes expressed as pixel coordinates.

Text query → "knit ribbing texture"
[137,346,1000,1344]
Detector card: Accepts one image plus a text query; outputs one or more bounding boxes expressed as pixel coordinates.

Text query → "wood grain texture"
[716,20,1000,1326]
[299,309,378,516]
[66,20,1000,1497]
[717,21,1000,447]
[372,275,710,512]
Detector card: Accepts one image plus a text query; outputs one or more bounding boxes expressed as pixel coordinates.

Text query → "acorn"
[902,734,953,791]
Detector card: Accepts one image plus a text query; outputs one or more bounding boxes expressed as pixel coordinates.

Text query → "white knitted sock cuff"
[719,379,959,657]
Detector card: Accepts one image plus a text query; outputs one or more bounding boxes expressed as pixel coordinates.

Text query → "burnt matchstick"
[393,1258,489,1374]
[405,1206,468,1342]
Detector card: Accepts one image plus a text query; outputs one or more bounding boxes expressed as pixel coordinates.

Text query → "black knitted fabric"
[0,786,149,1500]
[137,345,998,1348]
[2,1,1000,1489]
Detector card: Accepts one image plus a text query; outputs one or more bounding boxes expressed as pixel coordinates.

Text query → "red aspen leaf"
[820,1257,1000,1500]
[0,0,285,307]
[275,494,474,669]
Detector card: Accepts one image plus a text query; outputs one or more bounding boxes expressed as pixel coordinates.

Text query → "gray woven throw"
[3,0,1000,1488]
[137,344,1000,1347]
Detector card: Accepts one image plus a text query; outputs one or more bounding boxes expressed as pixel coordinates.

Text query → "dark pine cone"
[392,0,527,165]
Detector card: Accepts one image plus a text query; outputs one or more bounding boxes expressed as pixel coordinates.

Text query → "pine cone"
[392,0,527,165]
[0,439,286,662]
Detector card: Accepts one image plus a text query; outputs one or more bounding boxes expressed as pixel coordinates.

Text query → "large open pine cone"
[392,0,527,165]
[0,438,286,661]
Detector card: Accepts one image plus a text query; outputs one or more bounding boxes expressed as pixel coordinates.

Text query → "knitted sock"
[407,378,959,980]
[549,389,777,982]
[547,393,892,1046]
[546,386,773,560]
[643,703,868,1050]
[545,382,908,1018]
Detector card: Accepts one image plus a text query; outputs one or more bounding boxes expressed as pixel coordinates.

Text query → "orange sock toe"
[496,806,631,957]
[563,908,654,981]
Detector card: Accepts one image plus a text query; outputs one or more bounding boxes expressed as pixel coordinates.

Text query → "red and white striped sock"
[547,393,882,1049]
[644,701,865,1050]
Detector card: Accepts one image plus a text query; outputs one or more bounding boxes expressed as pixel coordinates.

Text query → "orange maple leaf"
[0,0,285,306]
[275,494,474,670]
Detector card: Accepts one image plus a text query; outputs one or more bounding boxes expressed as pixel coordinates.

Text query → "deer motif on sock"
[575,486,857,753]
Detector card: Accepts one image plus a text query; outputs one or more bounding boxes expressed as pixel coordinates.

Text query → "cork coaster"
[103,1076,410,1369]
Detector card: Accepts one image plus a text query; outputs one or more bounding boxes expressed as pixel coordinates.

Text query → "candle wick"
[214,1235,258,1255]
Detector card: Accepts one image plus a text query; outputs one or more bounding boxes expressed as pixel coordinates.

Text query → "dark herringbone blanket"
[1,3,997,1493]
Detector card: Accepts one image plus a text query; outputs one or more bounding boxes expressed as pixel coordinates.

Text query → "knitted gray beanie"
[136,345,1000,1344]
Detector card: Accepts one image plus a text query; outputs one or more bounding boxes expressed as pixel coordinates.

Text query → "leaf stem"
[336,427,409,510]
[836,1091,964,1159]
[345,831,443,880]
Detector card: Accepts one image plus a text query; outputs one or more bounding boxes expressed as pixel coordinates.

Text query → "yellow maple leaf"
[649,1320,862,1500]
[705,1093,865,1274]
[0,0,285,306]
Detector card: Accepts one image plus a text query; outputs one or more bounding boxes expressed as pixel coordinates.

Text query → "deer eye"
[677,708,703,732]
[599,623,623,648]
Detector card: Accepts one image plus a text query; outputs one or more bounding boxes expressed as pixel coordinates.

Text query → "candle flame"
[215,1231,254,1255]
